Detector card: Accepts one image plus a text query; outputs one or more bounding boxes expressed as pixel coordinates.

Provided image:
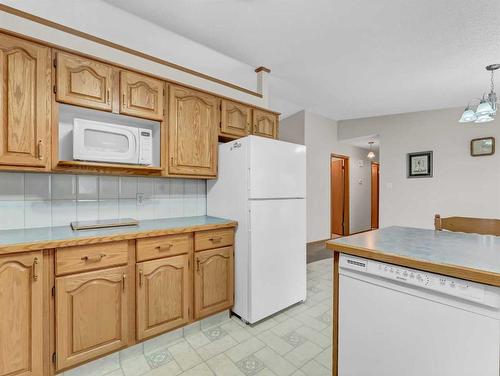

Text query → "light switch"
[386,182,393,189]
[358,160,364,167]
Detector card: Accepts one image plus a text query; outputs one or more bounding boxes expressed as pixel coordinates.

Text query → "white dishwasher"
[339,254,500,376]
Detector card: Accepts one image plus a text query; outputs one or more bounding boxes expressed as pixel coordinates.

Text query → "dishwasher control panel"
[339,254,493,306]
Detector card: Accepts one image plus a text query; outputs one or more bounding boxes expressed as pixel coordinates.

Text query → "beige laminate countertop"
[0,216,237,255]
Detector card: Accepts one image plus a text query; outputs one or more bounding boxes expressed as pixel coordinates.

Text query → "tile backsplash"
[0,172,207,230]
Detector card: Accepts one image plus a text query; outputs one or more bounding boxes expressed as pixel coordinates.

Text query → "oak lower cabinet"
[0,34,51,169]
[0,251,43,376]
[252,109,279,139]
[168,85,218,177]
[194,247,234,320]
[55,266,129,370]
[136,254,191,340]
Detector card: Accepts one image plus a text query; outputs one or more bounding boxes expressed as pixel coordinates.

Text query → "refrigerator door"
[249,136,306,199]
[248,198,306,323]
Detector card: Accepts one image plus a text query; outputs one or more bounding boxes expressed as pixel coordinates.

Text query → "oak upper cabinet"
[136,254,191,340]
[0,34,51,169]
[194,247,234,320]
[55,266,129,370]
[252,109,278,139]
[0,251,43,376]
[168,85,218,177]
[120,70,165,121]
[220,99,251,138]
[56,51,117,112]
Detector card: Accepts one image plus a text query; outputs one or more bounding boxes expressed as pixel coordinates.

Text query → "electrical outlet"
[136,193,145,205]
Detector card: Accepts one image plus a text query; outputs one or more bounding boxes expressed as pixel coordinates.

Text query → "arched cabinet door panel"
[0,34,50,168]
[168,85,218,177]
[194,246,234,319]
[56,51,117,111]
[220,99,251,138]
[120,70,165,121]
[252,109,278,139]
[0,251,43,376]
[55,266,129,371]
[136,254,191,340]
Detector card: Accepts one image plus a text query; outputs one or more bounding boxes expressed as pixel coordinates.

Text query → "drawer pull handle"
[81,254,106,262]
[209,237,222,243]
[37,140,43,160]
[122,274,126,291]
[32,257,39,281]
[107,89,110,104]
[156,244,174,252]
[139,269,143,287]
[196,259,200,273]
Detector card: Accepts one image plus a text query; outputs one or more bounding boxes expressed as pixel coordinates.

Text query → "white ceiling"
[104,0,500,120]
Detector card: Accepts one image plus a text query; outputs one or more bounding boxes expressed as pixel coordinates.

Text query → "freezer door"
[249,136,306,199]
[248,198,306,323]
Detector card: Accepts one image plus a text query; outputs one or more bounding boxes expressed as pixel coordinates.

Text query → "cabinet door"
[0,34,50,168]
[220,100,251,138]
[252,109,278,139]
[56,266,128,370]
[56,51,116,111]
[194,247,234,320]
[0,251,43,376]
[120,70,164,121]
[168,85,218,176]
[136,254,191,340]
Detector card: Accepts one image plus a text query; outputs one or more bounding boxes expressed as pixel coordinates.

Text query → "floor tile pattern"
[64,258,333,376]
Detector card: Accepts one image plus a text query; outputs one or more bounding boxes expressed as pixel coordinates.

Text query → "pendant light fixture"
[367,141,376,159]
[459,64,499,123]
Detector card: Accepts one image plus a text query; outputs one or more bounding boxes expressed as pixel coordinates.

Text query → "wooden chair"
[434,214,500,236]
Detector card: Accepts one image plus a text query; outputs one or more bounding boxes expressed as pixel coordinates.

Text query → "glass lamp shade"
[459,109,477,123]
[474,113,495,123]
[367,151,376,159]
[475,101,495,116]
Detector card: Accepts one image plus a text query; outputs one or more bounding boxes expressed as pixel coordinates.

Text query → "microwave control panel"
[138,129,153,165]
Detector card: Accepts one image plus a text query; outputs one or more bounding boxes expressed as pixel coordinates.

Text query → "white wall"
[338,107,500,229]
[0,0,265,107]
[279,111,305,144]
[280,111,373,242]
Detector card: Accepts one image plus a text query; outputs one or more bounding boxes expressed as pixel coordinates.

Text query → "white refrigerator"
[207,136,306,324]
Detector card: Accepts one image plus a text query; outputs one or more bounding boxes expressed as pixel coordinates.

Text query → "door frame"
[330,154,350,236]
[371,162,380,229]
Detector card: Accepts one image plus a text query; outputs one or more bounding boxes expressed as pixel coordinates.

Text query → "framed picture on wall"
[470,137,495,157]
[407,151,433,178]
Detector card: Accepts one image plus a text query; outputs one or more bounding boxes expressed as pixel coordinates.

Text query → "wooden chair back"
[434,214,500,236]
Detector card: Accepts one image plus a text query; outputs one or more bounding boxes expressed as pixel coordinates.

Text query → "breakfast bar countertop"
[327,226,500,286]
[0,216,237,254]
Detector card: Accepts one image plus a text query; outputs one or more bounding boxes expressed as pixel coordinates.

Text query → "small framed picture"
[470,137,495,157]
[407,151,433,178]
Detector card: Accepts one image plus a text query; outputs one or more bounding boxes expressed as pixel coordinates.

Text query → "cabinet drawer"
[195,228,234,251]
[136,233,193,262]
[56,241,128,275]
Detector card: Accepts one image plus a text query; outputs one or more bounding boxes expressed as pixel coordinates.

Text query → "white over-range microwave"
[73,119,153,165]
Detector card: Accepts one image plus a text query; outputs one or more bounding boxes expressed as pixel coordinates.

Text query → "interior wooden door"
[56,266,129,370]
[120,70,164,121]
[56,51,116,111]
[331,158,345,237]
[371,162,380,229]
[252,109,278,139]
[0,34,50,168]
[220,99,251,138]
[194,247,234,320]
[136,254,191,340]
[0,251,43,376]
[168,85,218,176]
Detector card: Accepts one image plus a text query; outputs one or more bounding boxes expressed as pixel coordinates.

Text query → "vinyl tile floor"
[84,259,333,376]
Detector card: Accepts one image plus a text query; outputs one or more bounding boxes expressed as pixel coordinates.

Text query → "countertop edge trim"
[0,221,237,255]
[326,242,500,287]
